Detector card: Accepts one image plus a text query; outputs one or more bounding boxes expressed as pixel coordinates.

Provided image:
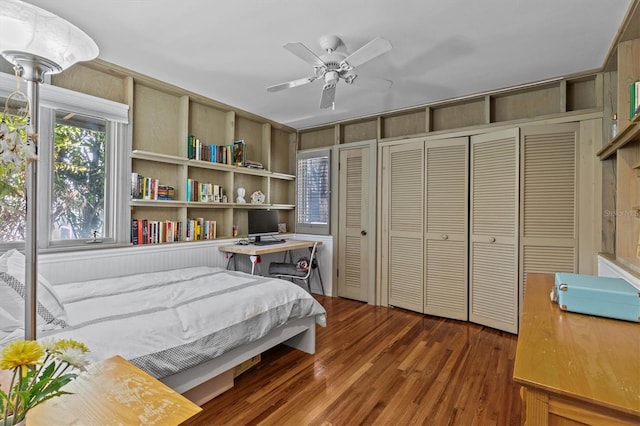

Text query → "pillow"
[0,249,68,328]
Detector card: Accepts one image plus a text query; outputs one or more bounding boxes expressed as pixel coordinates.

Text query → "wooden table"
[27,355,201,425]
[219,239,322,275]
[513,273,640,425]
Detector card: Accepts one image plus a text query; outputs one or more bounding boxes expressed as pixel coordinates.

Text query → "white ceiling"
[23,0,633,130]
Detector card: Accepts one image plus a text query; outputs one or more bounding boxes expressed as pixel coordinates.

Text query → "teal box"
[553,273,640,322]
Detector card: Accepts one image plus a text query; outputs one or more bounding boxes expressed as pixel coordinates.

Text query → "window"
[0,72,129,250]
[296,149,330,235]
[50,111,107,241]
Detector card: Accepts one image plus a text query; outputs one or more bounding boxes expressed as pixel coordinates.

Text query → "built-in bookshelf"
[129,82,296,243]
[598,36,640,272]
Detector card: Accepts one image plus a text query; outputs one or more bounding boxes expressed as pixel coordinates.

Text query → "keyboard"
[253,239,286,246]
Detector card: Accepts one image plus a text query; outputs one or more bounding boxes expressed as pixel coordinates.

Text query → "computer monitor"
[247,209,279,242]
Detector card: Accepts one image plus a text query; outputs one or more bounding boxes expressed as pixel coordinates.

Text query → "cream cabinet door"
[424,137,468,320]
[469,129,519,334]
[338,146,371,302]
[381,140,424,312]
[520,123,578,308]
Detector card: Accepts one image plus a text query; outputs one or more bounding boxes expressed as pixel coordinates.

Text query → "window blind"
[296,149,330,235]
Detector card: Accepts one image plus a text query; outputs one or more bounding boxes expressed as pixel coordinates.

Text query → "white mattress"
[40,266,326,379]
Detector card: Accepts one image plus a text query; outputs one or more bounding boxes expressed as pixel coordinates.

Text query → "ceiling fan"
[267,35,393,109]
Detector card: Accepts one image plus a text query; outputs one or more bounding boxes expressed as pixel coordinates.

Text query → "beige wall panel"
[51,63,126,103]
[382,111,426,138]
[133,84,182,155]
[566,77,597,111]
[492,85,560,122]
[300,127,334,150]
[616,143,640,267]
[271,128,294,174]
[235,116,263,164]
[617,38,640,130]
[131,207,182,223]
[432,99,485,131]
[578,119,603,274]
[341,120,377,143]
[189,102,227,145]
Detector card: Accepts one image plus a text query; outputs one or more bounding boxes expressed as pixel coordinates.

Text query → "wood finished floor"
[183,296,521,426]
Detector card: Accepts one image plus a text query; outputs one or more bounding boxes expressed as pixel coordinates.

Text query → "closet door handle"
[441,234,448,240]
[489,236,496,243]
[361,230,367,236]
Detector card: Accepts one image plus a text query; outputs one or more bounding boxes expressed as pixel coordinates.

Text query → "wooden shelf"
[131,150,188,165]
[597,111,640,160]
[130,199,187,207]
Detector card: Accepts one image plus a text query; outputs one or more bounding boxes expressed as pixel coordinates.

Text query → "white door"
[381,140,425,312]
[519,123,578,309]
[338,146,372,302]
[424,137,468,320]
[469,129,519,333]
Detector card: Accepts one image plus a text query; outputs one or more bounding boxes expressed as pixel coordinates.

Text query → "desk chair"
[268,241,325,295]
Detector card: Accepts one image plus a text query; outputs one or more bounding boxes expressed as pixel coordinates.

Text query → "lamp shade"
[0,0,98,73]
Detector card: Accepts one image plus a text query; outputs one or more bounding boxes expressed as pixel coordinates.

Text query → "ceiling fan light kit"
[267,35,392,109]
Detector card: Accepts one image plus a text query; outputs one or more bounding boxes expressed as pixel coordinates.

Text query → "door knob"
[489,237,496,243]
[442,234,448,240]
[361,230,367,236]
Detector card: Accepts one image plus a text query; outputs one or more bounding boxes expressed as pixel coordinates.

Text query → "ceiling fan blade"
[340,37,392,70]
[283,42,326,67]
[320,84,336,109]
[351,75,393,91]
[267,76,317,92]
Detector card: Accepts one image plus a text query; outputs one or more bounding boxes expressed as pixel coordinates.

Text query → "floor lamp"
[0,0,98,340]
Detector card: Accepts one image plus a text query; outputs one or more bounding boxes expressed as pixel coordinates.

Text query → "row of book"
[131,218,218,244]
[131,219,181,245]
[187,136,246,166]
[186,179,225,203]
[629,81,640,120]
[185,218,217,241]
[131,173,175,200]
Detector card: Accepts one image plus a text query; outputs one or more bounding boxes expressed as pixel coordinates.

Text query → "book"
[131,218,139,245]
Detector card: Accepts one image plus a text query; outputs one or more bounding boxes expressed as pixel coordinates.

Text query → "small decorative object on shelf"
[611,112,617,139]
[0,338,90,425]
[251,190,265,204]
[278,223,287,233]
[233,140,246,166]
[236,187,246,203]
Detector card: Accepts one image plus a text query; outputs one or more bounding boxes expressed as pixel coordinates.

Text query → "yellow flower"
[52,339,90,354]
[0,340,44,370]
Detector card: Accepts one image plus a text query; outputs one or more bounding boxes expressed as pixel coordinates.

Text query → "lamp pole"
[4,54,55,341]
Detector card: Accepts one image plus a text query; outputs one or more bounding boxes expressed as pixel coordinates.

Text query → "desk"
[219,239,322,275]
[513,273,640,425]
[27,355,202,426]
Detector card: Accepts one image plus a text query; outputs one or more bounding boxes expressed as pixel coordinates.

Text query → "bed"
[0,249,326,400]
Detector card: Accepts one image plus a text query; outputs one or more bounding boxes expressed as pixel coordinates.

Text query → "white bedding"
[38,266,326,379]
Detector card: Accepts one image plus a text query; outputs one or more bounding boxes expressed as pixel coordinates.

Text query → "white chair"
[268,241,325,295]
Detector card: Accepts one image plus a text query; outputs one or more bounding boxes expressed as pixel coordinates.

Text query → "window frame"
[0,72,130,251]
[295,148,331,235]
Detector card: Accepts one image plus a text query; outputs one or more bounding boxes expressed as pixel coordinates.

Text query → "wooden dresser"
[514,273,640,425]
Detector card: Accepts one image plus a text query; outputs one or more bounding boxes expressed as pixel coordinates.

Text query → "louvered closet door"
[338,146,371,302]
[424,137,468,320]
[520,123,578,308]
[470,129,519,334]
[382,140,424,312]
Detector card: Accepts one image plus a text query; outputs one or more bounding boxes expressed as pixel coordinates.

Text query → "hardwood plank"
[182,296,521,425]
